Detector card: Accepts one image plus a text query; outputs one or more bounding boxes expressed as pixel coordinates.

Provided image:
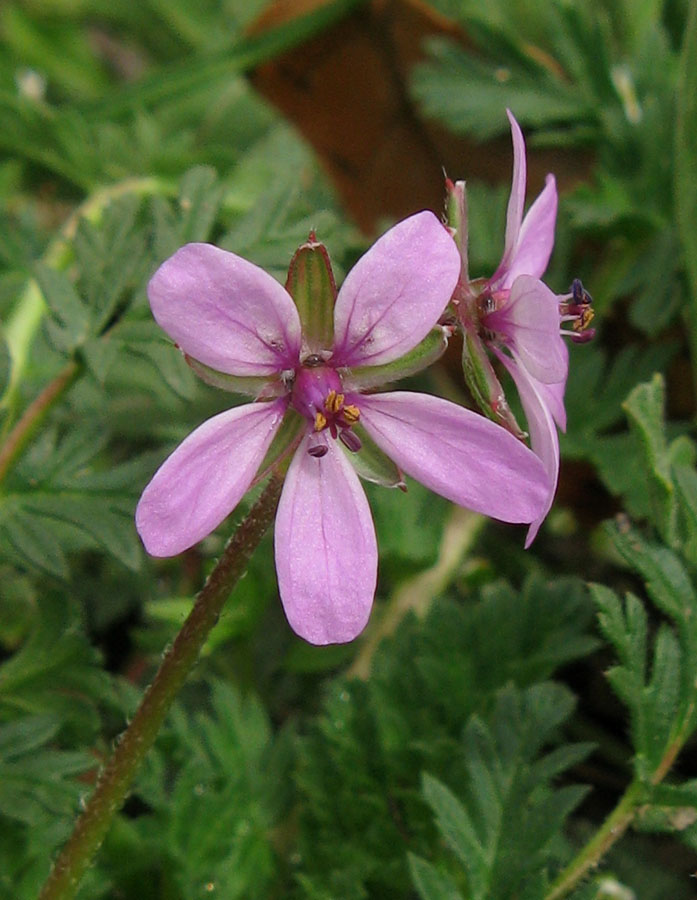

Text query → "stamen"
[314,411,327,432]
[573,306,595,333]
[560,278,596,343]
[308,443,328,458]
[571,328,596,344]
[342,404,360,424]
[339,429,362,452]
[325,390,345,414]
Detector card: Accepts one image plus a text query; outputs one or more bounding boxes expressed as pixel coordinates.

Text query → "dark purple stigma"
[571,278,593,307]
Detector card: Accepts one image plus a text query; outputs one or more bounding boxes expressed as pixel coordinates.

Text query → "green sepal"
[345,326,450,391]
[445,177,468,280]
[185,354,281,398]
[346,424,405,489]
[461,326,525,438]
[252,408,305,485]
[285,233,336,353]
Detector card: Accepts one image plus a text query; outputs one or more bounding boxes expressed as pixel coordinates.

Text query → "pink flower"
[136,212,550,645]
[452,112,593,546]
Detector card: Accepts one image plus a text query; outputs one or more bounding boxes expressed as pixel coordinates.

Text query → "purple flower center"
[291,360,362,457]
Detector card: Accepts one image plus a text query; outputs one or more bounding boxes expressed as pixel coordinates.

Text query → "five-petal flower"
[136,211,550,644]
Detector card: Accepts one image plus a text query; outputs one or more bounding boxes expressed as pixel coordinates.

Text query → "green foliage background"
[1,0,697,898]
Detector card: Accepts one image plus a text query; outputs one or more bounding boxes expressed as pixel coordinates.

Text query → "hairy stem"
[545,715,693,900]
[38,473,284,900]
[544,780,642,900]
[0,359,80,487]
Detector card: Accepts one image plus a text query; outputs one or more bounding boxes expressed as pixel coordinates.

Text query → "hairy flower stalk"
[137,212,551,644]
[447,110,594,544]
[39,473,284,900]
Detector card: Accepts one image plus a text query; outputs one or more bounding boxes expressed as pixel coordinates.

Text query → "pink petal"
[491,109,526,284]
[537,376,567,432]
[136,400,286,556]
[496,352,559,546]
[274,434,377,645]
[358,391,549,523]
[331,211,460,368]
[148,243,301,376]
[486,275,567,383]
[503,175,557,287]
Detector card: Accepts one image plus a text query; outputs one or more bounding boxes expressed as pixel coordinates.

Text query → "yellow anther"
[325,390,344,414]
[314,411,327,432]
[574,307,595,331]
[342,404,360,424]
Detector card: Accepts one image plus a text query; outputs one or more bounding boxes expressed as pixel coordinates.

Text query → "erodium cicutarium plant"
[136,211,550,644]
[447,110,594,545]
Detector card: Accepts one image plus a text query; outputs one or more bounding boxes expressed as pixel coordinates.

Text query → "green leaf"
[114,320,198,399]
[642,625,682,770]
[1,7,109,100]
[606,522,696,624]
[625,228,684,334]
[0,507,68,578]
[220,127,352,281]
[73,193,148,336]
[422,772,485,878]
[412,30,589,141]
[0,719,91,826]
[177,165,223,243]
[674,463,697,564]
[591,568,696,778]
[622,375,676,542]
[126,680,288,900]
[21,493,141,571]
[420,684,590,900]
[80,335,119,385]
[0,711,97,899]
[0,714,59,759]
[34,264,90,353]
[0,427,152,577]
[0,594,112,743]
[408,853,464,900]
[593,585,647,691]
[295,576,595,897]
[80,0,366,121]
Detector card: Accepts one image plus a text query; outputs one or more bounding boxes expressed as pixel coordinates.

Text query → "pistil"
[292,363,362,454]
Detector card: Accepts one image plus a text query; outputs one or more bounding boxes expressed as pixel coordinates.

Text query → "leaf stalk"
[0,359,80,488]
